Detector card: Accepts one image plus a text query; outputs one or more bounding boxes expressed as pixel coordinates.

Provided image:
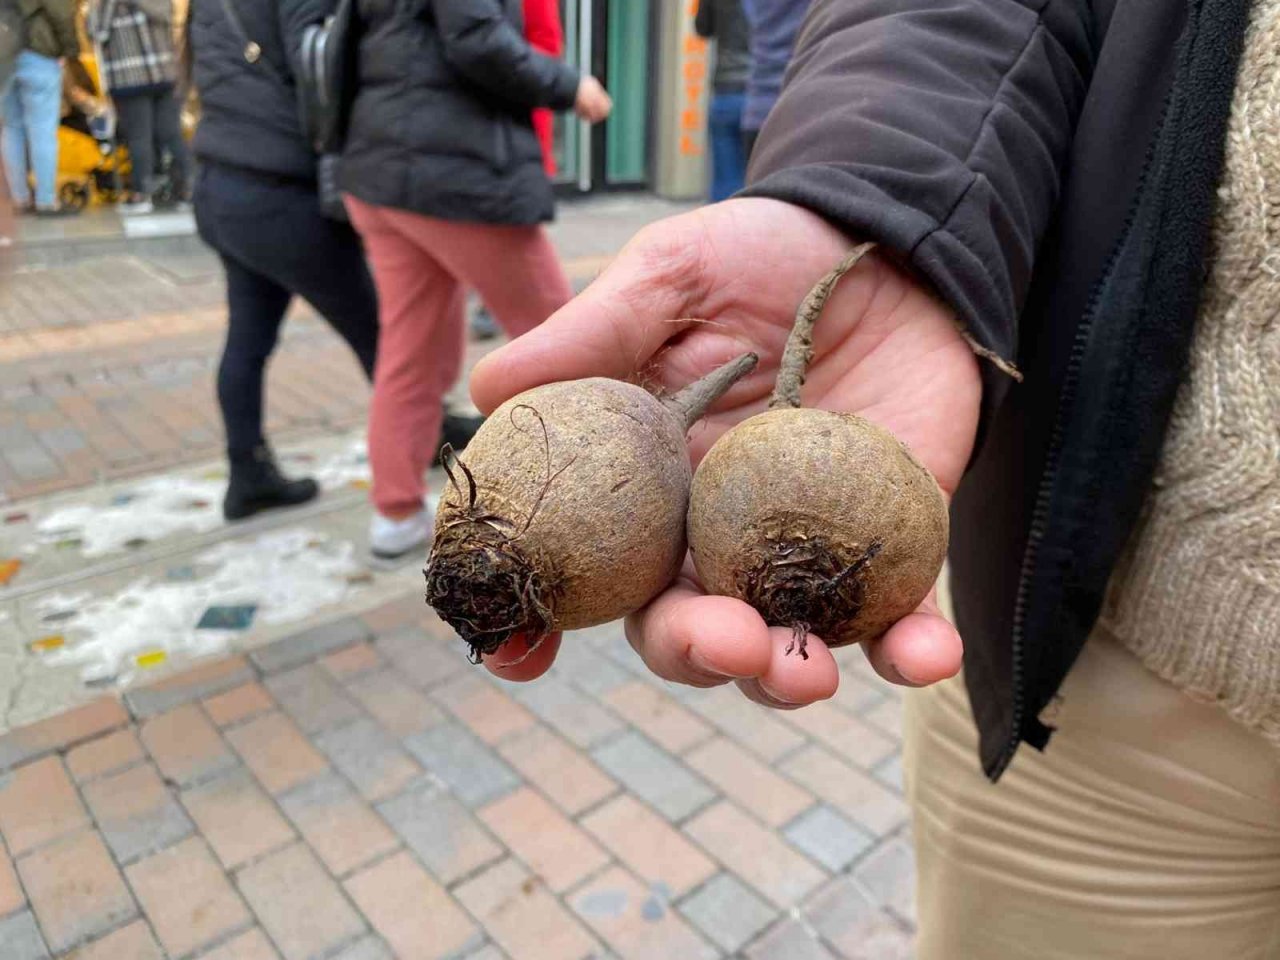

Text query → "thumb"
[470,215,711,414]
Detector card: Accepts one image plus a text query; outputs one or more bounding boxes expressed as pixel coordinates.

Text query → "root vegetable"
[687,245,948,655]
[426,353,758,662]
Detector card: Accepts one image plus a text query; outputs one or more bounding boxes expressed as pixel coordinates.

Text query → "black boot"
[434,410,486,465]
[224,445,319,521]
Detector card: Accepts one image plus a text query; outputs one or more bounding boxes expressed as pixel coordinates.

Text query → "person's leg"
[345,197,465,523]
[152,86,191,197]
[20,53,62,209]
[114,93,155,199]
[708,92,747,202]
[1,63,29,206]
[903,627,1280,960]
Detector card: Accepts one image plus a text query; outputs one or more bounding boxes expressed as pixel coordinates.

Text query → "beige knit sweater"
[1101,0,1280,742]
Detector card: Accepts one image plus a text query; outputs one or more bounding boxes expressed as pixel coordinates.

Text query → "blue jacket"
[740,0,810,131]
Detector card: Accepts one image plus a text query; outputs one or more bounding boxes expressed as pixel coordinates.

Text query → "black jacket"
[695,0,749,94]
[190,0,326,181]
[340,0,579,225]
[747,0,1253,779]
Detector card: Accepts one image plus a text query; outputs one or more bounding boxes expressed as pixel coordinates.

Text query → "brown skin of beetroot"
[688,407,948,650]
[426,355,757,662]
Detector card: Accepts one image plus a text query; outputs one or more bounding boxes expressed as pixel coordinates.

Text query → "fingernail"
[687,646,733,681]
[888,660,927,687]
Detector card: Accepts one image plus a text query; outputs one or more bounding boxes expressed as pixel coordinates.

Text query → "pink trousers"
[345,196,572,517]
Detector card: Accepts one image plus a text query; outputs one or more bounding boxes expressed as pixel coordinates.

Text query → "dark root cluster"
[425,524,553,662]
[737,533,883,659]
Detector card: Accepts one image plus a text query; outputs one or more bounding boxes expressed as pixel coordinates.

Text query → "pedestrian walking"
[2,0,79,215]
[695,0,749,201]
[469,0,1280,955]
[90,0,192,212]
[342,0,612,561]
[739,0,811,158]
[187,0,380,522]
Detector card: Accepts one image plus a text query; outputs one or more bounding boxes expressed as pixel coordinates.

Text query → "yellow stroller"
[54,53,130,211]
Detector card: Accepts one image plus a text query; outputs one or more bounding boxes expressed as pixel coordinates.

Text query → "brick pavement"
[0,594,916,960]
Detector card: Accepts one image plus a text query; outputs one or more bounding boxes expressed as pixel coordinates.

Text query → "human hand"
[573,76,612,123]
[470,198,981,707]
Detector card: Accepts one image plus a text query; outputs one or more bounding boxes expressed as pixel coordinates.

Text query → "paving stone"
[81,763,193,864]
[872,753,905,795]
[0,848,22,918]
[460,947,505,960]
[678,873,777,954]
[681,686,805,763]
[683,802,825,910]
[403,723,519,808]
[61,919,163,960]
[852,838,916,927]
[509,676,626,748]
[829,673,886,717]
[0,698,129,773]
[17,831,136,954]
[346,670,447,738]
[863,699,904,739]
[497,726,617,817]
[236,844,366,960]
[345,851,481,960]
[321,643,382,681]
[570,865,717,960]
[264,665,362,735]
[250,617,371,675]
[377,782,502,885]
[0,757,89,856]
[314,718,422,803]
[781,747,908,836]
[780,702,897,771]
[804,876,913,960]
[65,729,145,783]
[546,645,632,697]
[204,682,276,728]
[181,770,295,870]
[579,794,714,899]
[277,772,399,878]
[684,737,813,828]
[602,683,711,754]
[0,911,48,960]
[743,918,839,960]
[226,712,328,796]
[590,733,714,822]
[197,928,281,960]
[127,836,250,957]
[361,595,425,634]
[431,674,536,746]
[140,703,236,787]
[329,935,393,960]
[783,805,875,874]
[124,657,255,718]
[374,625,469,690]
[478,788,609,894]
[454,859,599,960]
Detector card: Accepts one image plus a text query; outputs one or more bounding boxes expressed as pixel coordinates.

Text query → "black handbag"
[216,0,349,222]
[298,0,357,154]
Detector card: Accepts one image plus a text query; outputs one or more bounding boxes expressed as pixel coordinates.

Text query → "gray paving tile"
[783,806,875,873]
[678,873,777,953]
[313,718,421,802]
[403,723,519,808]
[265,664,362,735]
[331,935,394,960]
[376,782,502,885]
[852,838,916,928]
[872,753,904,795]
[804,876,913,960]
[744,918,838,960]
[0,912,49,960]
[251,617,370,675]
[589,732,714,821]
[509,676,625,748]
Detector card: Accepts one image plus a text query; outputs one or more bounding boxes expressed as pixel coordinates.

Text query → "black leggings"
[114,86,192,197]
[194,161,379,460]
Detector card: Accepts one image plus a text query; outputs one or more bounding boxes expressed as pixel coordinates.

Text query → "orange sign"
[679,1,708,156]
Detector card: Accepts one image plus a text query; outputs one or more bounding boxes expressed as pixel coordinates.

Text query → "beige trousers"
[903,629,1280,960]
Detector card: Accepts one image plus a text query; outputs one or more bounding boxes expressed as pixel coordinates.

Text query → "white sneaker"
[369,507,433,560]
[120,198,154,215]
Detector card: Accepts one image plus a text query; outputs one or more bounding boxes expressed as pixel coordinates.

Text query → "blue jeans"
[708,92,747,202]
[2,52,63,208]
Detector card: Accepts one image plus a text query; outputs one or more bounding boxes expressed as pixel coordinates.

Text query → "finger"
[737,627,840,709]
[483,631,561,682]
[624,580,773,687]
[471,214,712,412]
[862,596,962,687]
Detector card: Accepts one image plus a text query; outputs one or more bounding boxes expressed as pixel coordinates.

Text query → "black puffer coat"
[340,0,580,225]
[190,0,328,181]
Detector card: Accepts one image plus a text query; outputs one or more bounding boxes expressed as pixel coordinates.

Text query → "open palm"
[470,198,981,707]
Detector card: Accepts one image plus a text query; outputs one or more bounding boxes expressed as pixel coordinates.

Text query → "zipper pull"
[244,41,261,63]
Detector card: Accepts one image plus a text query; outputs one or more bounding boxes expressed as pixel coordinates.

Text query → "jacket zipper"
[997,84,1178,778]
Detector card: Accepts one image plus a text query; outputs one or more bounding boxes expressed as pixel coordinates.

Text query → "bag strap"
[217,0,286,87]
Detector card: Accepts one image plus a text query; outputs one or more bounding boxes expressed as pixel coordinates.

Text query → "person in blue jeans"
[2,0,80,215]
[695,0,749,201]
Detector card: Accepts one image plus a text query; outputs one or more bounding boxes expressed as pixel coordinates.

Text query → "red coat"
[523,0,564,177]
